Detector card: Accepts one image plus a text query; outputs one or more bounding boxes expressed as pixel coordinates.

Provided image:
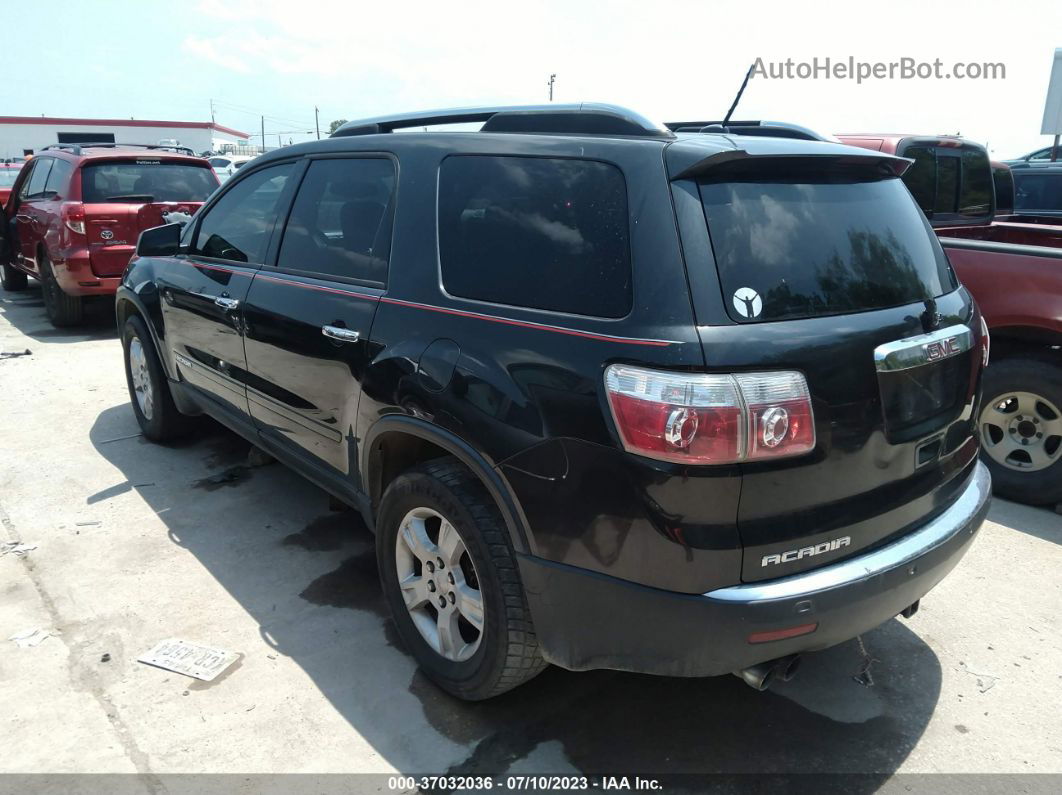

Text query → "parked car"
[118,104,990,700]
[0,143,219,326]
[0,161,24,208]
[839,134,1062,505]
[207,154,255,183]
[1005,144,1062,168]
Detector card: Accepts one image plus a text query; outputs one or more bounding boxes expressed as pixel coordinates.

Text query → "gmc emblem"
[924,336,961,362]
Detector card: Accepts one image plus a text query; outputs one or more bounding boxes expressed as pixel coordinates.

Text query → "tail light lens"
[736,372,816,460]
[979,314,990,367]
[605,364,815,465]
[62,202,85,235]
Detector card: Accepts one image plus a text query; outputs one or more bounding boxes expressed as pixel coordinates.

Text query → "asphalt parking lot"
[1,285,1061,786]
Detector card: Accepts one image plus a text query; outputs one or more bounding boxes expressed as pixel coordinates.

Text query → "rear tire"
[377,457,547,700]
[1,261,27,291]
[978,356,1062,505]
[39,253,83,326]
[122,314,193,442]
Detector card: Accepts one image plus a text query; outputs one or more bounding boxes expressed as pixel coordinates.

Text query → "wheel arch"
[988,325,1062,362]
[115,285,174,380]
[362,415,534,555]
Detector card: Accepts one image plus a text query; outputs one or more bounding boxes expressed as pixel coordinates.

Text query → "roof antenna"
[721,63,756,129]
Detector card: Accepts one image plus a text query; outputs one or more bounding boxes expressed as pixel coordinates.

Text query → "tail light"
[979,314,990,367]
[604,365,815,465]
[61,202,85,235]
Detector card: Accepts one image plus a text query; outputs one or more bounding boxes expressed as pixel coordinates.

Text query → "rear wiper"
[105,194,154,203]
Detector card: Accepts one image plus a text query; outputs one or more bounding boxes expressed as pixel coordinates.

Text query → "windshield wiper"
[105,194,155,203]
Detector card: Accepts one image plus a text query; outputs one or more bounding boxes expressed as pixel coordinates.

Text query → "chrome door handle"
[214,296,240,310]
[322,325,360,343]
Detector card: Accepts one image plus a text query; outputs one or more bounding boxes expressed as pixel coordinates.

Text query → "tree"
[328,119,349,135]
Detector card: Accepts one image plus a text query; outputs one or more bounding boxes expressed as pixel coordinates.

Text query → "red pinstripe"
[182,260,674,347]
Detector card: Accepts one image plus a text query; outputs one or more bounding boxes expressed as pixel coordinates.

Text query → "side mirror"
[136,223,182,258]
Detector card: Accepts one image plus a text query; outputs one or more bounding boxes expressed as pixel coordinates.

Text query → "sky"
[5,0,1062,158]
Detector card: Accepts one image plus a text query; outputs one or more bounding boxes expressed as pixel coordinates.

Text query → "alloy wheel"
[394,506,484,662]
[980,390,1062,473]
[128,336,155,421]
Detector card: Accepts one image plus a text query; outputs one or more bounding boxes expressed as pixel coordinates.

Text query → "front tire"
[122,314,193,442]
[39,253,83,326]
[377,458,547,700]
[1,261,27,291]
[978,356,1062,505]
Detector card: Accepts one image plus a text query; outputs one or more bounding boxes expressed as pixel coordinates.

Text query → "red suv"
[0,161,25,208]
[0,144,219,326]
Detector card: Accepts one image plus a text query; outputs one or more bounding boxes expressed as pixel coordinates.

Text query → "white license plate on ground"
[137,639,240,682]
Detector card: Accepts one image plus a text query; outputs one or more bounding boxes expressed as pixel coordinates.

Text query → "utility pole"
[210,98,215,124]
[315,106,321,140]
[548,73,556,102]
[260,115,265,154]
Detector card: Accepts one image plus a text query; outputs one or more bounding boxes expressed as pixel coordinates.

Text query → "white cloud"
[182,36,252,74]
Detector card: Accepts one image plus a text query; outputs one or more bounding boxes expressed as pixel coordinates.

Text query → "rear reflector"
[747,623,818,644]
[604,365,815,465]
[979,314,990,367]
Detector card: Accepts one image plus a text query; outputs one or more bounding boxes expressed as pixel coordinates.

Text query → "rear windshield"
[81,161,218,203]
[899,145,993,222]
[700,174,956,323]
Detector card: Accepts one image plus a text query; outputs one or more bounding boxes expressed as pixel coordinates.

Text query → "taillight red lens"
[61,202,85,235]
[604,365,815,465]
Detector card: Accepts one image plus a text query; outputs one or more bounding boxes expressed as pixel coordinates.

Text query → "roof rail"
[664,120,831,142]
[40,142,197,156]
[332,104,673,139]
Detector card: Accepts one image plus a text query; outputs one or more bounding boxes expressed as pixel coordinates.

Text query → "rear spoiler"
[669,149,913,181]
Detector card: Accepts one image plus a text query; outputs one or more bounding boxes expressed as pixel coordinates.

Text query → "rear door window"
[438,155,632,318]
[192,162,294,264]
[277,157,395,285]
[81,161,218,203]
[699,172,956,323]
[25,158,53,199]
[44,159,73,198]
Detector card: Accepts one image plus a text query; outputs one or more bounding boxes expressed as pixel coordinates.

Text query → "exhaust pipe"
[734,654,802,691]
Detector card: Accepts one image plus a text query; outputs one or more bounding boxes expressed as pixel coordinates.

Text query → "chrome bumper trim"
[706,461,991,604]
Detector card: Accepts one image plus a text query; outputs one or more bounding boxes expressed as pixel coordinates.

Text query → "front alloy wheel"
[127,336,155,421]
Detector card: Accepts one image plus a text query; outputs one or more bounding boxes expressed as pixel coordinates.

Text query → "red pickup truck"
[0,144,218,326]
[838,135,1062,506]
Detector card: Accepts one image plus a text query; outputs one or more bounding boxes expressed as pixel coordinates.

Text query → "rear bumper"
[51,250,121,296]
[519,461,991,677]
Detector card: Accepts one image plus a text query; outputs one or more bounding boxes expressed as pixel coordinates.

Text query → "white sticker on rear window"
[732,287,762,318]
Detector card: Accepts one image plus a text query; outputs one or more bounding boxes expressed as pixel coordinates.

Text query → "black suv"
[117,104,992,700]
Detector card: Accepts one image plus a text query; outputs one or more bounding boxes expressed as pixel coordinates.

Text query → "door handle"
[15,214,31,222]
[214,296,240,310]
[322,325,361,343]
